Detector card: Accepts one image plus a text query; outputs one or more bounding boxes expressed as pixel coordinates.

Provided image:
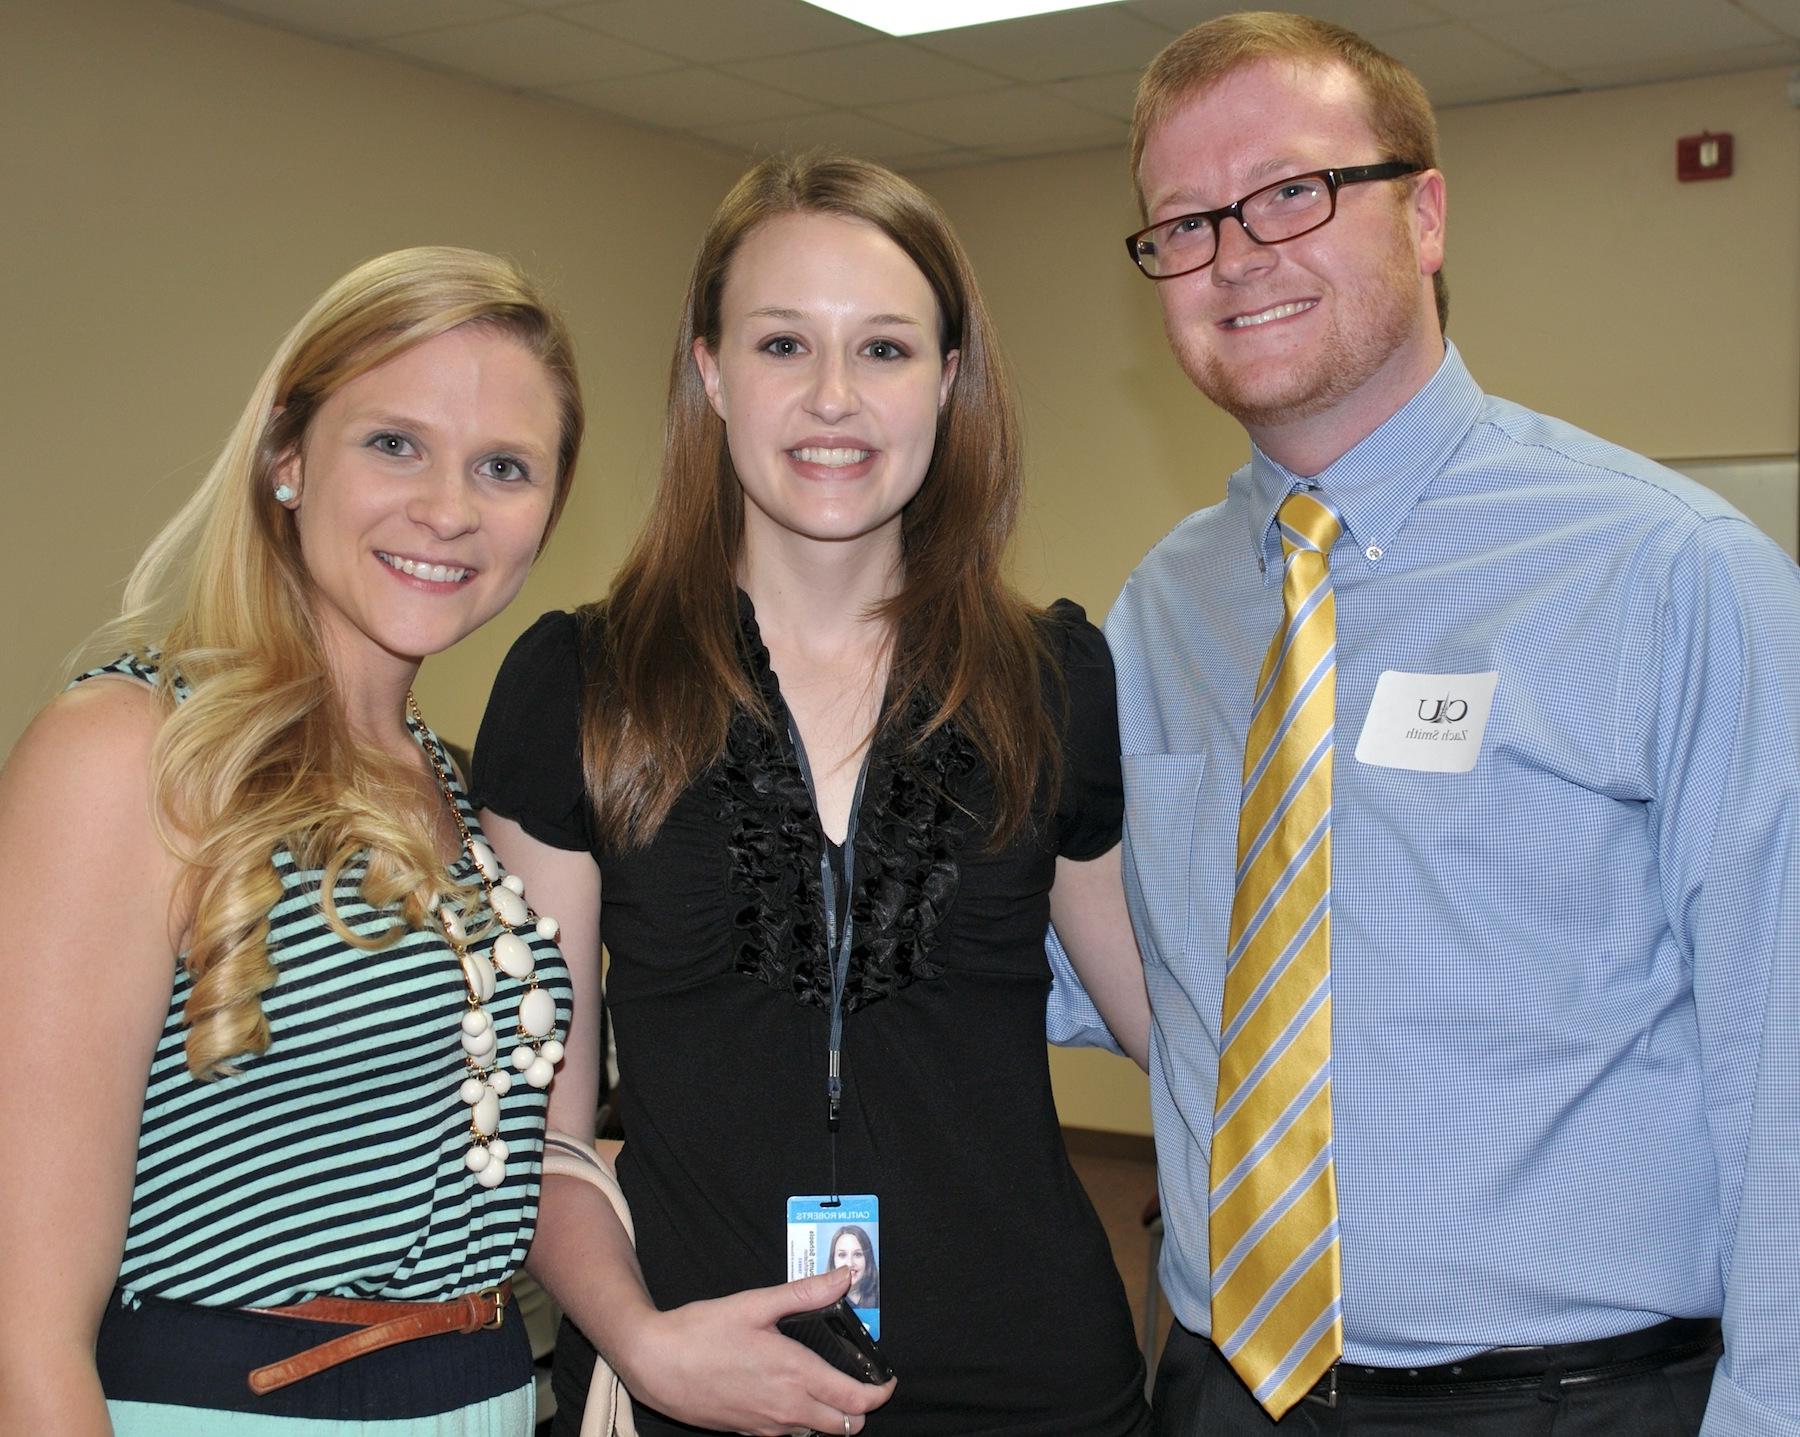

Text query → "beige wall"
[925,64,1799,1136]
[1443,69,1798,462]
[5,2,1796,1137]
[1,0,739,756]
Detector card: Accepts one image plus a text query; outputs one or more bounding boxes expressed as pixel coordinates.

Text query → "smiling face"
[1139,58,1445,466]
[276,323,562,687]
[692,210,958,567]
[832,1233,867,1282]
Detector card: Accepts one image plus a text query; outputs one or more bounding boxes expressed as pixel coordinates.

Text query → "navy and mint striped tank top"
[80,655,570,1308]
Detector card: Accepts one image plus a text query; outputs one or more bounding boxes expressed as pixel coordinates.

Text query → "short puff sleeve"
[471,609,594,853]
[1043,599,1124,862]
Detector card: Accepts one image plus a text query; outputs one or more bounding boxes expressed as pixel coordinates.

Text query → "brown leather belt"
[245,1281,511,1394]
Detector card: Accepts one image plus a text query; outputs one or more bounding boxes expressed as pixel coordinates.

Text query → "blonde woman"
[0,248,583,1433]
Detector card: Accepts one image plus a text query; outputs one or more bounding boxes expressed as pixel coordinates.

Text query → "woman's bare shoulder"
[4,675,164,794]
[0,677,176,912]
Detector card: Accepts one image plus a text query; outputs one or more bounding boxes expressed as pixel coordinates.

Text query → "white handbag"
[541,1131,640,1437]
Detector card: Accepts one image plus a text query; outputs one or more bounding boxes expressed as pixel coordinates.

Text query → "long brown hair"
[584,153,1055,849]
[88,246,583,1077]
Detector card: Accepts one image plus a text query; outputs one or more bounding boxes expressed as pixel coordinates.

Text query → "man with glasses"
[1047,12,1799,1436]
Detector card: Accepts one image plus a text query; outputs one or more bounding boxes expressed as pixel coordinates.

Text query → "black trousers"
[1151,1322,1719,1437]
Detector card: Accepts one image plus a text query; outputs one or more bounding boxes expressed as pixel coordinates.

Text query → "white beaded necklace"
[411,695,564,1189]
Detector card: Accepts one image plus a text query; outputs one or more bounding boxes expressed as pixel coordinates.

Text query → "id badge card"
[787,1193,882,1340]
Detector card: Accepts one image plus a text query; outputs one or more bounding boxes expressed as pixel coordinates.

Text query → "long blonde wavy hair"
[84,246,584,1079]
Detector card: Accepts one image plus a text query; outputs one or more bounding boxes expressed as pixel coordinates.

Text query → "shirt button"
[1365,545,1384,562]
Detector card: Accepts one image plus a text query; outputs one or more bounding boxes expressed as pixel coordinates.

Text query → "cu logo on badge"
[1416,696,1469,724]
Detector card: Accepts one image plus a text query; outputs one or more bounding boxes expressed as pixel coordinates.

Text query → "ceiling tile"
[1116,0,1233,32]
[1125,0,1441,36]
[720,39,1000,107]
[897,147,1006,173]
[379,13,681,89]
[696,108,950,162]
[1044,70,1141,121]
[909,6,1174,82]
[1398,0,1568,17]
[1276,0,1458,33]
[1378,22,1575,107]
[167,0,1800,171]
[1476,0,1787,69]
[189,0,518,42]
[1564,37,1800,88]
[555,66,826,127]
[867,87,1127,148]
[980,130,1127,160]
[557,0,876,64]
[1732,0,1800,41]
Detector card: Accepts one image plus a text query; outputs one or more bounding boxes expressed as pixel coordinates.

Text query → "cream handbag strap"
[542,1131,639,1437]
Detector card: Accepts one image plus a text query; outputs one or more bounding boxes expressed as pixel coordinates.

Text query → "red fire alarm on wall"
[1677,131,1733,181]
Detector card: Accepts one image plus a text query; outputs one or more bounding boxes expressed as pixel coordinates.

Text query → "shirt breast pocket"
[1121,752,1210,967]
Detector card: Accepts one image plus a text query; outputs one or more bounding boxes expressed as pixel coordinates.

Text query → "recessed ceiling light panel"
[802,0,1125,38]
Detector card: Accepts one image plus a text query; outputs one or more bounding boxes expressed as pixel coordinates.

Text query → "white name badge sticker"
[1354,670,1499,774]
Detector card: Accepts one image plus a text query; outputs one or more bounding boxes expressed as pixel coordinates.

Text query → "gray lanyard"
[785,718,872,1200]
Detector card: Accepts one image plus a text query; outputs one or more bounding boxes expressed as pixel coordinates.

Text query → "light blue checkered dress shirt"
[1048,344,1800,1435]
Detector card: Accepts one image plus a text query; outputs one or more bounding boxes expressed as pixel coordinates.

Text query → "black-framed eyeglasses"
[1125,162,1423,280]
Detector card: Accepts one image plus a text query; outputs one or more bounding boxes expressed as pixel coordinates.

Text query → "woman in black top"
[474,154,1152,1437]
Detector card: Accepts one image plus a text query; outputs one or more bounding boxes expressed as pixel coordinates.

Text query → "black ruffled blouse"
[473,598,1147,1437]
[715,596,982,1013]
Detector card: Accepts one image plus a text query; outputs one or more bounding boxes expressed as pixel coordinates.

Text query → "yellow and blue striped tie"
[1209,488,1344,1418]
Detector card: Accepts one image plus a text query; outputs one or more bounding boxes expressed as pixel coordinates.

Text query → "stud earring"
[274,483,297,503]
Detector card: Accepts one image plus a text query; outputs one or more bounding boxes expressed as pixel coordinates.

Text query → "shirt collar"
[1245,342,1485,575]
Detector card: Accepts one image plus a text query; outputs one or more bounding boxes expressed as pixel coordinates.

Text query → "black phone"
[776,1297,894,1385]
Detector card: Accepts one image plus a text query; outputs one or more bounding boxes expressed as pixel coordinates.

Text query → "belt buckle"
[1303,1366,1339,1409]
[478,1287,506,1330]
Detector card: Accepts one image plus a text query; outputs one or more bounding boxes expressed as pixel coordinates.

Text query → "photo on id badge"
[788,1194,882,1339]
